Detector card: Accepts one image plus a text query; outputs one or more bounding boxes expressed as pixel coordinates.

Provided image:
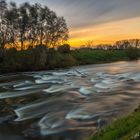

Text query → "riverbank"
[0,48,140,74]
[88,105,140,140]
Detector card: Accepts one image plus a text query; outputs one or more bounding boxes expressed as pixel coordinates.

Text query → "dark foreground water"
[1,61,140,140]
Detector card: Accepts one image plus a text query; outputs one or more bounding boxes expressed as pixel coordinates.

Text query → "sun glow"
[69,17,140,47]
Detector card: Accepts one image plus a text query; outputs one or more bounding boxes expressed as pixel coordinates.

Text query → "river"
[0,61,140,140]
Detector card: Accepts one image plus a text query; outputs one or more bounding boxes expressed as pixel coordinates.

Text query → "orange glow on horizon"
[69,17,140,47]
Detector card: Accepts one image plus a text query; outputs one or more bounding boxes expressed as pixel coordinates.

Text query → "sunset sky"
[8,0,140,47]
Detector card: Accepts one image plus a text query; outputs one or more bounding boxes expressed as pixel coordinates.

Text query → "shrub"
[57,44,71,53]
[0,48,5,62]
[60,54,76,67]
[126,47,140,60]
[48,53,76,69]
[32,45,48,68]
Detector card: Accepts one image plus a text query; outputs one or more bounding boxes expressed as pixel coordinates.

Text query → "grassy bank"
[88,106,140,140]
[71,50,129,65]
[0,47,140,73]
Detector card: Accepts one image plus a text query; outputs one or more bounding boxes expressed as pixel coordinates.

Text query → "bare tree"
[85,40,94,48]
[0,0,8,49]
[5,2,19,48]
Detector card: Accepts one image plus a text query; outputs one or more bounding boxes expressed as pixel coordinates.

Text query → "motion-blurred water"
[1,61,140,140]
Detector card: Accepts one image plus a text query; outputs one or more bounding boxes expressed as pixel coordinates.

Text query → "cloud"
[7,0,140,29]
[7,0,140,47]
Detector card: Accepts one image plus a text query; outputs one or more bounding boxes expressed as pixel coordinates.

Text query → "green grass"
[71,50,129,65]
[88,106,140,140]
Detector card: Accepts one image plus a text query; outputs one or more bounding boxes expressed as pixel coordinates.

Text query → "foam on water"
[15,100,49,121]
[0,89,42,99]
[79,87,95,95]
[43,84,78,93]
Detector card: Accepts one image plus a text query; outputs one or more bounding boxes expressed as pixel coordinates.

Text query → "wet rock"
[23,128,40,138]
[0,115,16,124]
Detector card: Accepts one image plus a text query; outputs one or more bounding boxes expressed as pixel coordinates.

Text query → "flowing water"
[1,61,140,140]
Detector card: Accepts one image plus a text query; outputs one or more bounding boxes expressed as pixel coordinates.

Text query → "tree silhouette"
[0,0,69,50]
[0,0,8,49]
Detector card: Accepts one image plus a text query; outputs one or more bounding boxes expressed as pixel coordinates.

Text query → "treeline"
[1,43,140,73]
[79,39,140,60]
[81,39,140,50]
[0,0,68,50]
